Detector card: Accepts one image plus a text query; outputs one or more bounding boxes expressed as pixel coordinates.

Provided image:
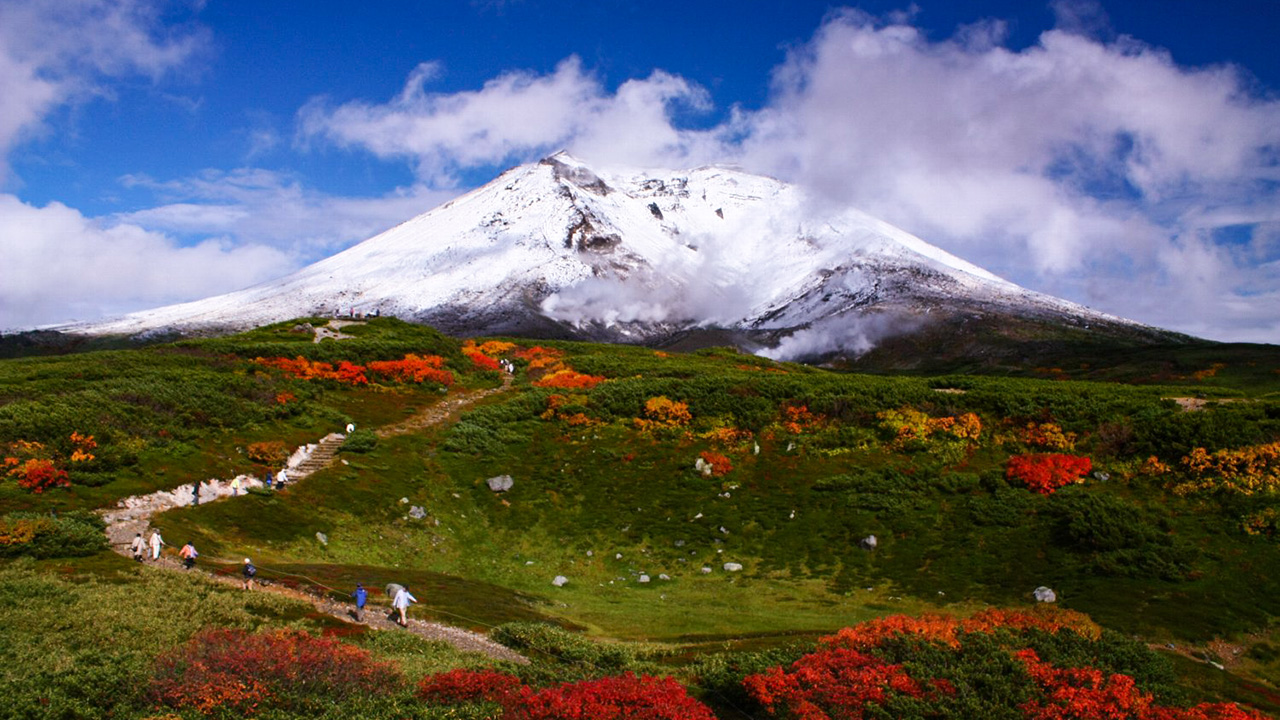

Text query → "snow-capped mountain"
[65,152,1165,359]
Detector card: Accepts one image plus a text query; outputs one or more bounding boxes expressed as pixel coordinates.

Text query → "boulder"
[1033,586,1057,603]
[409,505,426,520]
[723,562,743,572]
[700,566,712,574]
[860,535,877,550]
[552,576,568,587]
[659,574,671,581]
[639,574,651,583]
[315,531,328,546]
[486,475,514,493]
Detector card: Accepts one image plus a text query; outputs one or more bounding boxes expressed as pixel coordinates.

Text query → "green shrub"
[0,511,106,558]
[340,429,380,454]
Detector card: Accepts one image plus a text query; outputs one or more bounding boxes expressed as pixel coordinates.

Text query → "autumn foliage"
[534,368,606,389]
[254,354,454,387]
[4,432,96,493]
[1016,649,1269,720]
[698,450,734,476]
[149,628,402,716]
[417,670,714,720]
[635,396,692,432]
[1007,453,1093,495]
[1177,442,1280,495]
[745,609,1264,720]
[367,354,455,385]
[877,407,983,445]
[417,668,522,705]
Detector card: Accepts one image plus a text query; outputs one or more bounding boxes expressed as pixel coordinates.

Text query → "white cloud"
[0,193,289,328]
[116,168,458,256]
[297,56,712,182]
[0,0,207,180]
[729,10,1280,341]
[293,10,1280,345]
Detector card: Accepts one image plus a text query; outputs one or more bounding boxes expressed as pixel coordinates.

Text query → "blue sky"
[1,0,1278,342]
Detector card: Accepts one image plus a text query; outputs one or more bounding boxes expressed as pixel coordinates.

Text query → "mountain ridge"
[59,152,1182,359]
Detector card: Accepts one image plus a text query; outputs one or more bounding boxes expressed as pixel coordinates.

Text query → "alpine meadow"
[2,316,1280,719]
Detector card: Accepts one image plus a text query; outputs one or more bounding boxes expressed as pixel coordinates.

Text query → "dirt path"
[102,374,524,663]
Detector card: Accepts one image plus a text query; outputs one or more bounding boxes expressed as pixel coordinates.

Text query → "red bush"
[744,647,937,719]
[1016,649,1269,720]
[8,458,70,493]
[698,450,733,477]
[512,673,715,720]
[418,668,522,705]
[1007,453,1093,495]
[149,628,402,716]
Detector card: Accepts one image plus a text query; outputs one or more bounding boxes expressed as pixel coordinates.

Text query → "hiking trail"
[100,374,524,663]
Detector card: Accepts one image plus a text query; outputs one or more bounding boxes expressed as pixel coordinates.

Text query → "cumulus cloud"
[0,193,290,328]
[730,9,1280,341]
[297,56,713,182]
[0,0,206,180]
[296,7,1280,342]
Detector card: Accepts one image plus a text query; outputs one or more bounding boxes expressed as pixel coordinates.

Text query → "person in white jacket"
[148,529,165,560]
[392,585,417,626]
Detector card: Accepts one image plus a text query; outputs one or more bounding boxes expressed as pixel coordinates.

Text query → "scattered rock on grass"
[860,535,877,550]
[723,562,743,572]
[409,505,426,519]
[316,531,328,545]
[552,576,568,587]
[1033,586,1057,603]
[487,475,514,492]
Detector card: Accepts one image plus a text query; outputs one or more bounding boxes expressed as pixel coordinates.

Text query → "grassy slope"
[4,322,1280,715]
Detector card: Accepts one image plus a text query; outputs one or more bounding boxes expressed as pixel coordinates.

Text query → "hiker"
[346,422,355,434]
[264,470,273,490]
[179,541,198,570]
[277,468,288,487]
[149,529,165,560]
[129,532,146,562]
[353,582,368,622]
[192,482,200,506]
[230,476,241,496]
[392,584,417,626]
[241,558,257,590]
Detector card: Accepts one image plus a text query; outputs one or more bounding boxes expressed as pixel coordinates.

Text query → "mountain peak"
[62,156,1169,358]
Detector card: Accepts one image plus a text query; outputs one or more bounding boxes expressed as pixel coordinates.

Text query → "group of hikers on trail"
[123,419,424,628]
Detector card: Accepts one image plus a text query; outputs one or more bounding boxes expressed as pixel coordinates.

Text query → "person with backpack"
[242,558,257,590]
[179,541,198,570]
[353,583,368,622]
[392,584,417,627]
[129,532,146,562]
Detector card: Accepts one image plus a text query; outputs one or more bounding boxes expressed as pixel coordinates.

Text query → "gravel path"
[102,375,525,664]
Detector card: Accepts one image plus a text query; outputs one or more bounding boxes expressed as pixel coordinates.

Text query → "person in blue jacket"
[353,583,368,622]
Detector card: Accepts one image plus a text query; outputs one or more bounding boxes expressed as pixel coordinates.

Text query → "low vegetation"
[2,319,1279,718]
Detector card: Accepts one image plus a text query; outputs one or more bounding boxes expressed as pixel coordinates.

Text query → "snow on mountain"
[65,152,1149,358]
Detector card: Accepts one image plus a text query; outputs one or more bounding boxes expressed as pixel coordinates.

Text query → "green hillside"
[3,319,1279,719]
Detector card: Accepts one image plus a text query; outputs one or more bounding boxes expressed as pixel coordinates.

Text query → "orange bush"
[534,369,605,389]
[246,441,288,464]
[463,340,517,357]
[635,396,692,432]
[464,350,502,371]
[367,354,454,385]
